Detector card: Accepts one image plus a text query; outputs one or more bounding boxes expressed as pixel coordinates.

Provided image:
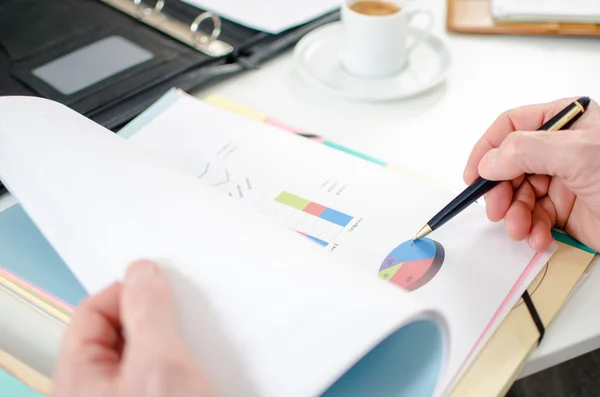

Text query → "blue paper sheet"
[0,369,43,397]
[0,204,87,307]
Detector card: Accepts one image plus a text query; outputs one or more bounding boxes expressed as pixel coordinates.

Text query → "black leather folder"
[0,0,340,131]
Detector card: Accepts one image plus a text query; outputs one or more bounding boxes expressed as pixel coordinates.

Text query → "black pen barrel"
[424,96,591,233]
[428,178,496,230]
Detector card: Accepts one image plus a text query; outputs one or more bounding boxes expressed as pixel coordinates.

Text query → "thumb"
[121,260,182,351]
[478,129,588,181]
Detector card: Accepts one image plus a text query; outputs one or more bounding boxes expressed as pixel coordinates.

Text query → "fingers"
[513,181,536,213]
[501,198,553,251]
[464,104,543,184]
[477,129,592,181]
[463,97,581,184]
[504,201,532,241]
[482,175,556,251]
[463,96,590,252]
[528,204,554,252]
[51,282,122,397]
[546,177,577,229]
[119,260,205,395]
[60,282,122,367]
[511,175,526,190]
[492,179,555,250]
[484,181,513,222]
[537,196,558,227]
[120,260,182,353]
[527,174,551,198]
[504,181,536,241]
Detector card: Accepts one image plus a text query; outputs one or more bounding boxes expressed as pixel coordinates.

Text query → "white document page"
[124,93,556,394]
[182,0,340,33]
[492,0,600,23]
[0,97,448,397]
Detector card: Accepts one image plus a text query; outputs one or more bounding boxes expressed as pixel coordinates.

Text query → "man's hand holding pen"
[415,96,600,254]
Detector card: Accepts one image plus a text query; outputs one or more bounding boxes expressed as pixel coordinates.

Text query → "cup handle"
[407,9,434,52]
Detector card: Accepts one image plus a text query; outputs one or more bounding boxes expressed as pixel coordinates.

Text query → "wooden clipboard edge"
[0,305,54,395]
[448,237,598,397]
[446,0,600,37]
[0,350,52,395]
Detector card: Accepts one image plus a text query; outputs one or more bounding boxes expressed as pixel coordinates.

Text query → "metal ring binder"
[187,11,232,56]
[190,12,222,44]
[100,0,234,57]
[133,0,164,17]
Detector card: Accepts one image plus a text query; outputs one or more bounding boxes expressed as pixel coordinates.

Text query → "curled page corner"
[322,310,450,397]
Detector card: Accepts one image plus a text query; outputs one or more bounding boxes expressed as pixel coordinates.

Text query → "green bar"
[552,229,597,254]
[323,141,387,167]
[275,191,310,210]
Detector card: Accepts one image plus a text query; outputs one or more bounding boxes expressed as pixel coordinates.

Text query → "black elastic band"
[522,290,545,344]
[298,133,320,139]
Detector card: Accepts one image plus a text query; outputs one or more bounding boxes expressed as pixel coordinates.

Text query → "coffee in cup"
[341,0,434,78]
[349,1,401,16]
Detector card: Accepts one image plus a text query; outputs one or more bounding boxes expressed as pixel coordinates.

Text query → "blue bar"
[319,208,353,227]
[307,235,329,247]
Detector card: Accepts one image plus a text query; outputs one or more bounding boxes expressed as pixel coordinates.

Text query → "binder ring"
[190,12,222,45]
[133,0,165,17]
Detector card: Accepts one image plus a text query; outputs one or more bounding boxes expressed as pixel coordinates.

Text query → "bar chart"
[258,191,354,247]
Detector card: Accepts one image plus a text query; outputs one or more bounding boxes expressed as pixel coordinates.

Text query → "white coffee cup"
[340,0,434,78]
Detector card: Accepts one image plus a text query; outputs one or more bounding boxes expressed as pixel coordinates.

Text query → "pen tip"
[578,96,591,110]
[414,224,433,241]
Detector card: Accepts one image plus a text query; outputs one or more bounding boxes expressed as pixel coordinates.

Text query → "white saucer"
[293,22,452,101]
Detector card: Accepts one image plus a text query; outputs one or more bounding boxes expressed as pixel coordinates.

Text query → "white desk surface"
[2,0,600,386]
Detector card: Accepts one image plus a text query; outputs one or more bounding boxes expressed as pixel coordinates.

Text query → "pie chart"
[378,238,445,292]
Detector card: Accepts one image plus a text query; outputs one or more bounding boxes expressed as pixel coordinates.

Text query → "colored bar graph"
[274,191,354,247]
[275,191,311,210]
[319,208,353,227]
[304,202,327,217]
[275,191,353,227]
[307,235,329,247]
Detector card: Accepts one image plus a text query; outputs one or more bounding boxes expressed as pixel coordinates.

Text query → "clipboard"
[0,291,53,396]
[0,350,51,396]
[446,0,600,36]
[449,231,597,396]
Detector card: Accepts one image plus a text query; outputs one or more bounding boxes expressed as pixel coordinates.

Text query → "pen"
[414,96,591,240]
